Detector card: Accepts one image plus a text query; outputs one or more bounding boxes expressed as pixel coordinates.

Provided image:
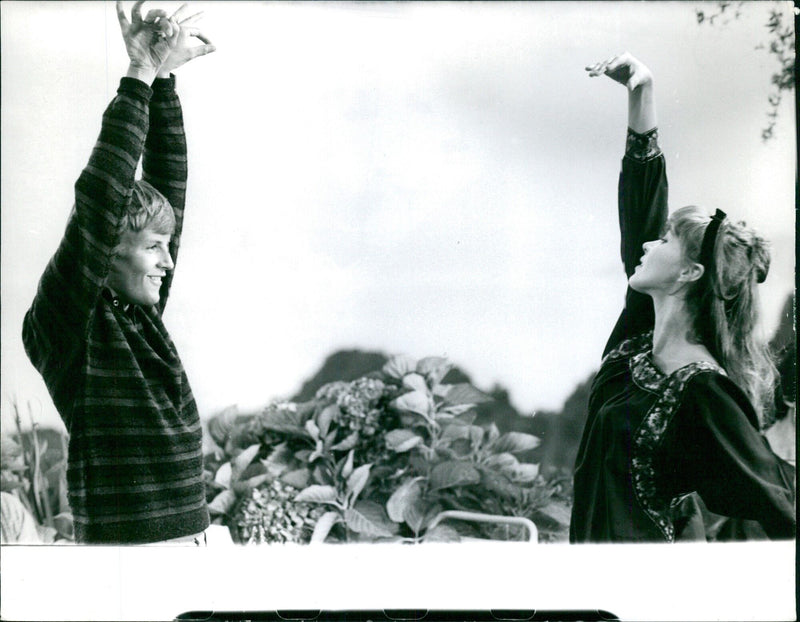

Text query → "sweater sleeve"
[142,74,187,314]
[22,78,152,413]
[602,128,669,357]
[668,373,796,540]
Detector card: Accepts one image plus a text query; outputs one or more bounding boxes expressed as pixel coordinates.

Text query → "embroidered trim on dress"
[625,128,662,163]
[631,362,726,541]
[630,352,666,394]
[601,331,653,366]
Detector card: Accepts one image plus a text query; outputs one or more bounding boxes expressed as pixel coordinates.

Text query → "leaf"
[508,463,540,483]
[432,384,450,398]
[316,404,339,438]
[483,452,519,471]
[441,423,484,447]
[346,464,372,503]
[429,461,481,491]
[37,525,58,544]
[440,404,476,416]
[478,467,522,501]
[308,444,325,464]
[231,444,262,479]
[353,500,399,535]
[486,423,501,445]
[402,373,429,394]
[455,411,478,425]
[419,502,444,532]
[207,489,237,516]
[240,473,272,491]
[214,462,232,489]
[262,442,294,477]
[535,500,572,528]
[294,485,339,505]
[343,508,394,538]
[305,419,321,442]
[280,468,311,490]
[469,426,485,449]
[382,355,417,380]
[416,357,453,387]
[260,406,308,436]
[206,404,239,447]
[52,512,74,540]
[490,432,541,454]
[341,450,355,480]
[312,465,330,486]
[391,391,432,419]
[423,524,461,543]
[386,477,424,523]
[310,511,341,543]
[239,460,267,481]
[440,423,472,441]
[385,429,424,453]
[441,383,492,406]
[331,431,359,451]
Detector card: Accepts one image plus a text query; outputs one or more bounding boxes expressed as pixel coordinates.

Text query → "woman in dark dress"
[569,53,795,543]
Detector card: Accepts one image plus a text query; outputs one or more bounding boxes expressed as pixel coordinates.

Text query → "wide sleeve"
[142,74,187,314]
[602,128,669,357]
[22,78,152,402]
[667,373,796,540]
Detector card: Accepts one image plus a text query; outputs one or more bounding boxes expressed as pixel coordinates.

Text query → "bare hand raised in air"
[157,3,216,78]
[117,1,215,83]
[586,52,653,91]
[117,1,179,76]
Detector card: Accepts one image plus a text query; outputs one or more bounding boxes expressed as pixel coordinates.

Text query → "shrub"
[1,400,73,543]
[204,355,571,543]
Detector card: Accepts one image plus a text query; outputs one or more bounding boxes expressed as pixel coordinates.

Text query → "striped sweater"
[22,76,209,543]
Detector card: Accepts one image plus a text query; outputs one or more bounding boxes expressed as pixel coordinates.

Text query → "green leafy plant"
[1,399,73,542]
[204,355,571,544]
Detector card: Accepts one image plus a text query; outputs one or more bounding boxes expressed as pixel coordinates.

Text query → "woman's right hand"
[117,1,179,83]
[586,52,653,91]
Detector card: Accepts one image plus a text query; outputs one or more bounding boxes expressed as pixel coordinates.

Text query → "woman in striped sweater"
[22,1,215,544]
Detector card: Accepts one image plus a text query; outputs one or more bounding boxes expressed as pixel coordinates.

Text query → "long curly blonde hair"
[670,205,777,427]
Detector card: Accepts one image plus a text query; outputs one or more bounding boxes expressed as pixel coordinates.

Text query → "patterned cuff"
[625,127,661,162]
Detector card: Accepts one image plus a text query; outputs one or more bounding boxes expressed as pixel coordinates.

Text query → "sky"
[1,1,796,433]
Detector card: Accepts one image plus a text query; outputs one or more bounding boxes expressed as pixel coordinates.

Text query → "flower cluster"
[317,377,394,437]
[233,479,325,544]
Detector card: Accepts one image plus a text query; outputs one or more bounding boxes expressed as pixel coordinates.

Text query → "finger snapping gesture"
[117,1,216,82]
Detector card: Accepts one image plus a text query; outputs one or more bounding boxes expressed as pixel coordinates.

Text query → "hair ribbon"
[699,208,727,272]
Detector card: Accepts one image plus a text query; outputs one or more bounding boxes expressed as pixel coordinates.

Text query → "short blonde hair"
[123,180,175,234]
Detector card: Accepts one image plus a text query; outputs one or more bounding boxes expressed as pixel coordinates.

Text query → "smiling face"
[107,227,174,306]
[629,227,699,295]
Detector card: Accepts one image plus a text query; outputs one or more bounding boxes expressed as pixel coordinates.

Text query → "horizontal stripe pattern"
[22,76,208,543]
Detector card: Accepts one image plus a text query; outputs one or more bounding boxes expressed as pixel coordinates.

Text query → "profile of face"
[629,227,701,295]
[107,227,174,306]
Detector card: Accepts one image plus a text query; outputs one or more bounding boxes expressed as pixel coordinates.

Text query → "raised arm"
[143,6,215,312]
[22,3,181,412]
[586,53,668,356]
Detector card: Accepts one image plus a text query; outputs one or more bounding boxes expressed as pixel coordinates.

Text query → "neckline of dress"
[631,350,725,392]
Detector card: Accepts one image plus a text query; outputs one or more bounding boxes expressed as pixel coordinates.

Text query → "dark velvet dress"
[569,128,796,543]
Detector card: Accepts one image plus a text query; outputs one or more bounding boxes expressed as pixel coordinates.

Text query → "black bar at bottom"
[175,610,619,622]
